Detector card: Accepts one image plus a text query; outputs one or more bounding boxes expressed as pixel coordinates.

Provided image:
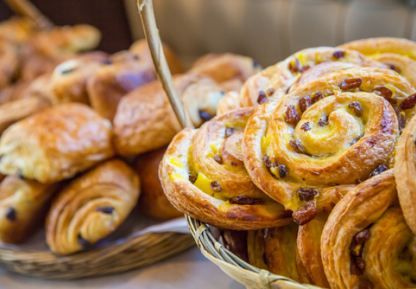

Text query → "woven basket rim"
[186,215,321,289]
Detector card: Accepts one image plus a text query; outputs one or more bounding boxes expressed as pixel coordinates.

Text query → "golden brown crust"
[0,175,57,243]
[0,103,114,183]
[340,37,416,60]
[243,68,414,215]
[113,74,225,156]
[0,17,37,44]
[227,47,386,113]
[190,53,260,85]
[159,109,293,230]
[297,212,330,288]
[320,169,406,289]
[136,146,182,220]
[395,112,416,235]
[0,96,51,136]
[46,159,140,255]
[87,51,157,120]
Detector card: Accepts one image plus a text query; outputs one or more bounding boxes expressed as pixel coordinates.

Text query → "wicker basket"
[187,215,321,289]
[0,230,194,279]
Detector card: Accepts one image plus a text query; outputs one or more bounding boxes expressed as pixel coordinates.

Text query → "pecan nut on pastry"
[219,47,386,113]
[46,159,140,255]
[136,146,182,220]
[159,108,293,230]
[247,223,312,285]
[0,175,58,243]
[0,103,114,183]
[113,73,226,156]
[321,169,416,289]
[88,40,183,121]
[340,37,416,88]
[395,113,416,236]
[243,67,416,224]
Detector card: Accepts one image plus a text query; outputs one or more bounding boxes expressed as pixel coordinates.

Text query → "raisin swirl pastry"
[0,103,114,183]
[219,47,385,113]
[395,113,416,236]
[113,73,225,156]
[0,175,57,243]
[340,37,416,87]
[159,108,292,230]
[322,169,416,289]
[243,67,416,225]
[247,224,312,284]
[46,159,139,255]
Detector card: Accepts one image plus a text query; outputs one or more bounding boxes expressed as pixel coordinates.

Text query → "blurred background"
[2,0,416,67]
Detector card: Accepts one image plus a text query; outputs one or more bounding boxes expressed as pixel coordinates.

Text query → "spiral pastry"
[159,108,292,230]
[46,159,139,255]
[340,38,416,87]
[395,112,416,236]
[0,175,57,243]
[321,169,416,289]
[243,67,416,224]
[219,47,386,113]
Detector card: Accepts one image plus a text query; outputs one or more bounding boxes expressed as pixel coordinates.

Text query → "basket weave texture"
[0,232,194,279]
[187,215,322,289]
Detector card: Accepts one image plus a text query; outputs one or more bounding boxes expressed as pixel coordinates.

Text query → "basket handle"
[3,0,54,30]
[136,0,194,129]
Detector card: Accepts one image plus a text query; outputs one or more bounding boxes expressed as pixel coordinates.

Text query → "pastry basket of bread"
[136,0,416,288]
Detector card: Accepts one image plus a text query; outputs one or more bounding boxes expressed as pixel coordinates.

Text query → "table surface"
[0,247,245,289]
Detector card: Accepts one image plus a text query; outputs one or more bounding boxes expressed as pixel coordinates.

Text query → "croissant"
[243,67,416,225]
[20,24,101,81]
[136,146,182,220]
[0,103,114,183]
[113,73,225,156]
[340,37,416,87]
[159,108,292,230]
[321,169,416,289]
[218,47,386,113]
[395,112,416,236]
[46,159,140,255]
[0,96,51,136]
[0,175,57,243]
[88,41,182,121]
[0,39,20,89]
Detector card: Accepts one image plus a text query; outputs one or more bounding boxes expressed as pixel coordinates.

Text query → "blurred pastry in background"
[0,103,114,183]
[136,146,182,220]
[20,24,101,81]
[0,17,37,44]
[113,73,224,156]
[88,40,183,121]
[0,175,57,243]
[46,159,140,255]
[0,96,51,136]
[0,39,19,89]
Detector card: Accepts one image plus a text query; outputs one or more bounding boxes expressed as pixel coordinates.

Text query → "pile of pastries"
[0,16,260,255]
[160,38,416,288]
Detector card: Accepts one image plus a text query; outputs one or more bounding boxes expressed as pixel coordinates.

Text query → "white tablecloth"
[0,247,244,289]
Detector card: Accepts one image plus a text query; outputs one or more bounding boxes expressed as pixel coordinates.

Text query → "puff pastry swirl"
[0,103,114,183]
[46,159,140,255]
[159,108,292,230]
[321,169,416,289]
[243,68,416,224]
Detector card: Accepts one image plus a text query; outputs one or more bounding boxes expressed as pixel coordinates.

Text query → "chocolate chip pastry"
[46,159,139,255]
[0,103,114,183]
[0,175,58,243]
[88,39,183,121]
[243,67,416,225]
[159,108,292,230]
[217,47,387,113]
